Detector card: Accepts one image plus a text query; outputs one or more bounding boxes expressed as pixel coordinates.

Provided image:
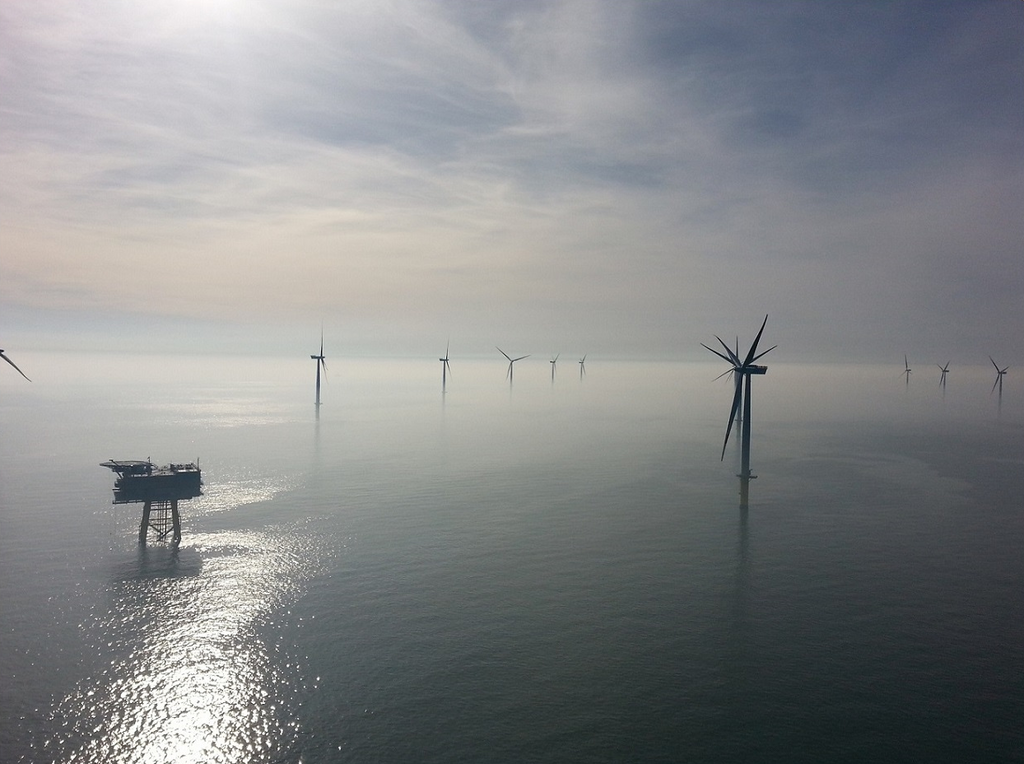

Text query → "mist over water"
[2,354,1022,762]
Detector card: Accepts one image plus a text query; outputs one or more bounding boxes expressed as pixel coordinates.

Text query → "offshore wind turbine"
[702,315,775,481]
[0,348,31,381]
[550,353,559,382]
[937,362,950,389]
[497,347,529,384]
[579,354,586,378]
[310,333,327,406]
[902,355,912,385]
[439,341,452,392]
[989,356,1008,397]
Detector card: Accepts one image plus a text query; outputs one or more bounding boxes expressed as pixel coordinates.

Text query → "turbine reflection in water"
[38,527,328,764]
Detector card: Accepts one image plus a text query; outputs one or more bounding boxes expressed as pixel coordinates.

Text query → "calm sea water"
[2,353,1022,763]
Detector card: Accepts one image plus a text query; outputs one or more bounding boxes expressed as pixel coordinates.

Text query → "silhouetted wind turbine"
[0,348,30,381]
[702,315,775,481]
[902,355,911,385]
[937,362,950,389]
[310,333,327,406]
[439,341,452,392]
[497,347,529,384]
[550,353,559,382]
[990,356,1008,396]
[579,354,586,378]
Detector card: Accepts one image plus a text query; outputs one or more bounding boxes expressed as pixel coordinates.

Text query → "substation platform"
[100,460,203,543]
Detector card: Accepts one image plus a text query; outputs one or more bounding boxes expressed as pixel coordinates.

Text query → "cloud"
[1,0,1021,360]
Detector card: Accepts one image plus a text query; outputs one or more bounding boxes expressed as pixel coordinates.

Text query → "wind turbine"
[937,362,950,389]
[702,315,775,481]
[550,353,559,382]
[497,347,529,384]
[902,355,912,385]
[439,341,452,392]
[0,348,31,381]
[579,354,586,378]
[310,333,327,406]
[990,356,1008,396]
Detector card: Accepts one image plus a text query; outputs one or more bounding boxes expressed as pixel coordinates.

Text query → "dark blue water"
[2,355,1022,762]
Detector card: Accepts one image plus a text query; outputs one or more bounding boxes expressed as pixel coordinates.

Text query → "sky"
[2,0,1022,363]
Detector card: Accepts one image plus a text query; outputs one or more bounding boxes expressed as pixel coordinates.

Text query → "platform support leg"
[139,500,152,544]
[171,500,181,543]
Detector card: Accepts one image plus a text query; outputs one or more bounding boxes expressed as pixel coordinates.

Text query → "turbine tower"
[310,333,327,406]
[440,341,452,392]
[550,353,559,382]
[990,356,1008,397]
[702,315,775,481]
[0,348,30,381]
[497,347,529,385]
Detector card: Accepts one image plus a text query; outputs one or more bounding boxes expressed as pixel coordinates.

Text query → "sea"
[1,353,1022,763]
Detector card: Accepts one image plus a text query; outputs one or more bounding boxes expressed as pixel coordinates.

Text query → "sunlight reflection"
[190,477,297,516]
[141,397,295,428]
[40,527,328,764]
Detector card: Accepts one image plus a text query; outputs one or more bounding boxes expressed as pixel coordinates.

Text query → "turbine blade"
[992,376,1000,394]
[750,344,777,364]
[513,355,530,362]
[713,368,734,382]
[497,347,512,362]
[741,315,769,368]
[721,374,743,461]
[702,343,736,364]
[0,352,31,381]
[990,356,1000,371]
[715,336,741,365]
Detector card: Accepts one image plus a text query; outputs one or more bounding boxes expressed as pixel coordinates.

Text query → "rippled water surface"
[2,354,1022,762]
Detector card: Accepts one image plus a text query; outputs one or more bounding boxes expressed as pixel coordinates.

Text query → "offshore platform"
[100,459,202,543]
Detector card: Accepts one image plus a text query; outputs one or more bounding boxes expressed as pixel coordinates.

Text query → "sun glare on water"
[40,528,326,764]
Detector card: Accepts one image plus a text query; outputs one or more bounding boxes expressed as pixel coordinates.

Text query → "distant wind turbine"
[0,348,30,381]
[989,356,1008,396]
[497,347,529,384]
[550,353,559,382]
[440,341,452,392]
[937,362,950,389]
[702,315,775,480]
[902,355,912,385]
[579,354,586,378]
[310,333,327,406]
